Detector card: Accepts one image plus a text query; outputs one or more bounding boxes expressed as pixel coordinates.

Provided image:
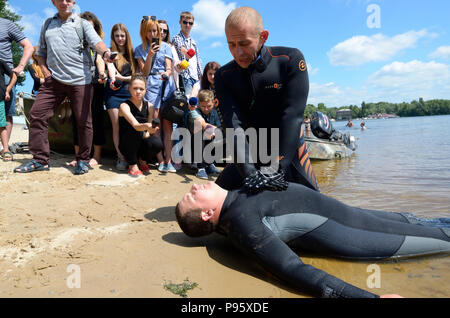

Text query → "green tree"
[0,0,26,86]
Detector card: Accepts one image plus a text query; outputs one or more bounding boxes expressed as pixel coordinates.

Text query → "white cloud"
[366,60,450,101]
[210,41,223,48]
[309,82,367,106]
[191,0,237,39]
[309,60,450,107]
[328,30,430,66]
[43,7,57,18]
[429,46,450,60]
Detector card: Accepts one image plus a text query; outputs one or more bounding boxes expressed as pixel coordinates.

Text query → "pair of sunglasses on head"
[142,16,192,28]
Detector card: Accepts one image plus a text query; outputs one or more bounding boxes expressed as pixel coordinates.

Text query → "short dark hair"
[175,203,214,237]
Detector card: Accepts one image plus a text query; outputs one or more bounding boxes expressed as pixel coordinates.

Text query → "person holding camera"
[14,0,117,175]
[118,74,163,177]
[135,16,176,173]
[105,23,136,171]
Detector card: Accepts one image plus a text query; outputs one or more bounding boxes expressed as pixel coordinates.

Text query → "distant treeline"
[305,98,450,119]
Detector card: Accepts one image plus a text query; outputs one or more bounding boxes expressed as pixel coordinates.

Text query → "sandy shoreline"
[1,124,448,298]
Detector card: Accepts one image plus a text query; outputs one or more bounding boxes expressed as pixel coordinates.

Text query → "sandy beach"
[1,124,448,298]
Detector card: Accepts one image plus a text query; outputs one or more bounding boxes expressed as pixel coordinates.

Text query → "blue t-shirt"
[134,41,175,108]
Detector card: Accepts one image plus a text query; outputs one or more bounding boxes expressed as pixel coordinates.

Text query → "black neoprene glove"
[244,168,289,195]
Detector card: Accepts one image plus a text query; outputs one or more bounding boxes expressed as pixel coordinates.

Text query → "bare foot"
[68,159,77,167]
[89,157,100,167]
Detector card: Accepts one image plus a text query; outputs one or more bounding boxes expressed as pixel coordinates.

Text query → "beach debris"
[163,278,198,298]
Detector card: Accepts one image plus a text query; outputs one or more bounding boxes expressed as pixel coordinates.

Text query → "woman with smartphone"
[105,23,137,171]
[135,16,177,174]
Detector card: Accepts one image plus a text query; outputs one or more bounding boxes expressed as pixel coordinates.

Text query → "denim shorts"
[4,75,16,117]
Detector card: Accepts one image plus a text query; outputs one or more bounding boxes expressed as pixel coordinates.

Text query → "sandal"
[14,160,50,173]
[2,151,13,162]
[128,168,143,177]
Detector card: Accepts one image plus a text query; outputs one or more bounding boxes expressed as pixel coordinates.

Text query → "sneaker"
[116,158,128,171]
[196,168,209,180]
[166,162,177,173]
[206,163,220,176]
[158,163,167,173]
[74,161,90,175]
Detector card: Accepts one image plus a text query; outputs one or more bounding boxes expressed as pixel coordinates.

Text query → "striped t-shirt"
[0,18,26,69]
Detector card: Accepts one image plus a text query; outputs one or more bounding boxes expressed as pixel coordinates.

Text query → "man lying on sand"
[175,181,450,298]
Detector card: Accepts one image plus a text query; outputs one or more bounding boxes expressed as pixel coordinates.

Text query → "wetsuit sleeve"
[278,50,309,172]
[215,69,258,177]
[231,220,379,298]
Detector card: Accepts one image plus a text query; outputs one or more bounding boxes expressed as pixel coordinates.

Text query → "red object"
[128,168,143,176]
[187,48,196,58]
[139,164,150,174]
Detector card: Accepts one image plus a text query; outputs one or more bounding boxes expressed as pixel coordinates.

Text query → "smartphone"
[109,51,118,60]
[152,37,160,46]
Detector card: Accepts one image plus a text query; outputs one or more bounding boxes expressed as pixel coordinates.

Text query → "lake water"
[311,115,450,218]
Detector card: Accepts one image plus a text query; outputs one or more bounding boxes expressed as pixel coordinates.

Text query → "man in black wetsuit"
[175,182,450,298]
[214,7,318,193]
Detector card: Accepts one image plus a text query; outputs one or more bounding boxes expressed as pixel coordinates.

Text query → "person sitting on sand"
[118,74,163,176]
[175,181,450,298]
[186,89,221,180]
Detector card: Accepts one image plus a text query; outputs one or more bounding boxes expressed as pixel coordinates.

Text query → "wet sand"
[0,124,448,298]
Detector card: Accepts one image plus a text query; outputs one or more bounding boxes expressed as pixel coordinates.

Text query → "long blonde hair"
[31,46,44,79]
[139,16,162,51]
[110,23,136,74]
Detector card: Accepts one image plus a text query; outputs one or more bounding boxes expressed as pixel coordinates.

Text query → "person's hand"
[109,81,121,91]
[380,294,404,298]
[150,42,160,56]
[13,65,24,75]
[244,169,289,194]
[4,91,10,101]
[174,62,183,73]
[98,72,107,84]
[160,72,170,81]
[43,70,52,79]
[180,46,189,58]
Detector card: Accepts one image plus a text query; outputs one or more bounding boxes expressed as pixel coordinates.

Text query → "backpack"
[160,75,188,125]
[40,16,95,77]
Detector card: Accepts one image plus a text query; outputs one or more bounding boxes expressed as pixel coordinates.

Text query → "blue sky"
[8,0,450,107]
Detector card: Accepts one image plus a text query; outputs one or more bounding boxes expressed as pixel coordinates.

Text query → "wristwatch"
[102,50,110,59]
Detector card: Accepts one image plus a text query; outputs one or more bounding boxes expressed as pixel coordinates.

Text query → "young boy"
[0,59,17,161]
[187,89,221,179]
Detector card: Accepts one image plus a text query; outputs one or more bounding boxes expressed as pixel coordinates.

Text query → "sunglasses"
[182,20,194,26]
[160,29,168,34]
[142,16,157,22]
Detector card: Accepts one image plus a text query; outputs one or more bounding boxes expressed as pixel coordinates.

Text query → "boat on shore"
[305,135,354,160]
[16,92,356,160]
